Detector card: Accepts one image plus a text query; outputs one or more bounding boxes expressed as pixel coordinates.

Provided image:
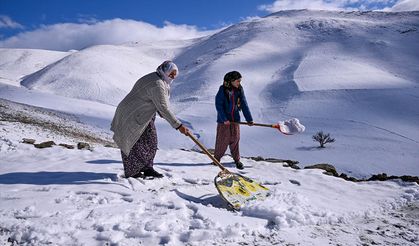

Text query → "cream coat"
[111,72,181,155]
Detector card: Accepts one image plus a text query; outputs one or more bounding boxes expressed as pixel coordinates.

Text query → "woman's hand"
[223,121,230,125]
[178,124,190,136]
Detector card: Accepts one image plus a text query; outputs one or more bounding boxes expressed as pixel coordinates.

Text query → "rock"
[266,158,299,165]
[324,171,336,176]
[347,177,359,182]
[400,175,419,184]
[34,141,56,148]
[77,142,91,150]
[368,173,388,181]
[304,163,339,177]
[249,156,300,168]
[338,173,358,182]
[367,173,419,184]
[22,138,36,144]
[59,143,75,149]
[283,163,301,170]
[339,173,348,179]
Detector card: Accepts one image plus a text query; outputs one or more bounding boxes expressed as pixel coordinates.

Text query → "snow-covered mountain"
[0,10,418,245]
[2,10,418,177]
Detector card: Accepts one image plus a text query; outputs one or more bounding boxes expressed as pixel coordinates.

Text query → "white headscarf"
[156,60,179,85]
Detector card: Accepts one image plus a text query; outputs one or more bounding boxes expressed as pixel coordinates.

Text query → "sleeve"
[240,87,253,122]
[148,84,182,129]
[215,87,228,122]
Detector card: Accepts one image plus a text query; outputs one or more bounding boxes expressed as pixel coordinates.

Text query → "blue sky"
[0,0,273,37]
[0,0,416,51]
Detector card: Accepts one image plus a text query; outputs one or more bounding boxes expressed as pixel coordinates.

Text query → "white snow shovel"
[186,131,270,210]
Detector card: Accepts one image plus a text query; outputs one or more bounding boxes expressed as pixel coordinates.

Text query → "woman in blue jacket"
[214,71,253,169]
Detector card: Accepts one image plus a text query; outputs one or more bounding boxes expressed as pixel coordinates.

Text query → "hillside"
[0,48,69,86]
[0,10,418,245]
[18,40,192,105]
[0,10,418,177]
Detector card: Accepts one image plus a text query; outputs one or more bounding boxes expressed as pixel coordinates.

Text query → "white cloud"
[76,14,100,24]
[259,0,400,12]
[241,16,263,22]
[390,0,419,11]
[0,15,24,29]
[259,0,341,12]
[0,19,215,51]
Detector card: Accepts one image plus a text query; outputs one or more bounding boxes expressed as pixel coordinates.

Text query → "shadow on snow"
[174,189,230,209]
[0,171,117,185]
[86,159,122,164]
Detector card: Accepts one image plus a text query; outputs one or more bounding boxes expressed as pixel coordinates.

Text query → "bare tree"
[312,131,335,148]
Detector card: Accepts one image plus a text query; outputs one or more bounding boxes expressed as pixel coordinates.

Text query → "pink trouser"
[214,123,240,162]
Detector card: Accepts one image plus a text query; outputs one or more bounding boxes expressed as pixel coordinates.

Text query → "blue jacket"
[215,85,253,123]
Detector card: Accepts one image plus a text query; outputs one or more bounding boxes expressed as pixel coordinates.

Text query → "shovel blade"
[215,172,270,210]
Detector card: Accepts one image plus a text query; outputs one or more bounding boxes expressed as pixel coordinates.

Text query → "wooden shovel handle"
[186,131,229,173]
[234,122,292,135]
[235,122,277,128]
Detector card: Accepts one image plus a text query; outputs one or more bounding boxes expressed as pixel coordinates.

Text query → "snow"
[0,10,418,245]
[278,118,305,134]
[391,0,419,11]
[0,48,70,86]
[0,118,417,245]
[295,53,416,90]
[19,40,191,105]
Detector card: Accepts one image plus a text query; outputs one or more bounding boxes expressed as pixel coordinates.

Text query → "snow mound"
[0,48,69,86]
[278,118,305,134]
[20,41,189,105]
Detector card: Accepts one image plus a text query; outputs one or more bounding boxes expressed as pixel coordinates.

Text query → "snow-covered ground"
[0,106,417,245]
[0,10,418,245]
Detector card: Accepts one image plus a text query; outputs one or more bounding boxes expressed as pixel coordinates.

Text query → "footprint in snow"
[263,181,281,185]
[183,178,211,185]
[289,179,301,186]
[121,197,134,203]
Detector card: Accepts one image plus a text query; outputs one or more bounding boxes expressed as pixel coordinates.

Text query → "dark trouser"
[214,123,240,162]
[121,116,157,178]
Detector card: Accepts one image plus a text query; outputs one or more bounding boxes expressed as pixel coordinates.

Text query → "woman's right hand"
[178,125,190,136]
[223,121,230,125]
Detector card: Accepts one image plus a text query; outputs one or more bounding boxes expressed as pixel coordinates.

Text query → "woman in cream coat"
[111,61,189,178]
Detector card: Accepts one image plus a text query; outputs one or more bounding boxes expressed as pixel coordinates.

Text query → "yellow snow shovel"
[186,131,270,210]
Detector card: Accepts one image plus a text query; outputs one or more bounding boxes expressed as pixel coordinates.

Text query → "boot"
[132,172,145,179]
[143,167,164,178]
[235,161,244,170]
